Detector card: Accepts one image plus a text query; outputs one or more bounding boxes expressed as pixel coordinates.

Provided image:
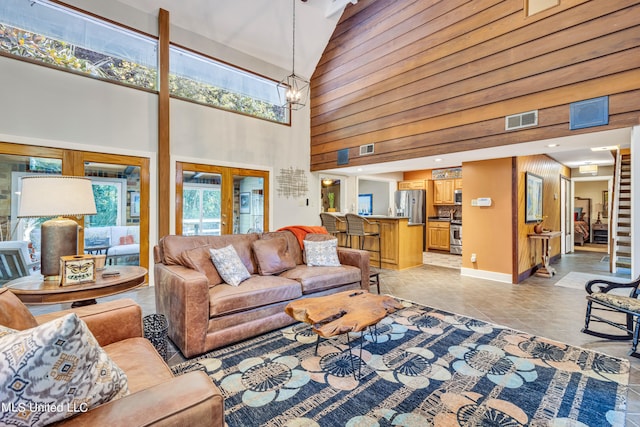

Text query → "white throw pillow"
[0,313,129,426]
[210,245,251,286]
[304,239,341,267]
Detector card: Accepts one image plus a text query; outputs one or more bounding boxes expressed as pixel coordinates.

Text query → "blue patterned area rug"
[171,299,629,426]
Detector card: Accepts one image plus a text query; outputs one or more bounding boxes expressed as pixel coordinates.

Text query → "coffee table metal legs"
[313,324,378,380]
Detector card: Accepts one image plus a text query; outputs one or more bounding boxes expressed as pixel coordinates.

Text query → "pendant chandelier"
[277,0,310,110]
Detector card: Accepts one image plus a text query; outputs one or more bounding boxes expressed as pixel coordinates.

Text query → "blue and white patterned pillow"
[304,239,341,267]
[0,313,129,426]
[209,245,251,286]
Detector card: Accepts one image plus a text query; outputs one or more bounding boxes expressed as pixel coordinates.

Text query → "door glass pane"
[5,155,62,281]
[84,162,141,266]
[182,172,222,236]
[234,176,264,234]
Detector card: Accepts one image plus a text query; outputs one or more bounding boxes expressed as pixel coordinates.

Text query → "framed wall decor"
[602,190,609,218]
[240,192,250,214]
[525,172,543,223]
[130,192,140,217]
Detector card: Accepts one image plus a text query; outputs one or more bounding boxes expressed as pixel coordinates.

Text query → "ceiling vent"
[359,143,374,156]
[505,110,538,131]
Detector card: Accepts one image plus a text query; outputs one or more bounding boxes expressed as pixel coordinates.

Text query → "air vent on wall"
[359,143,374,156]
[505,110,538,131]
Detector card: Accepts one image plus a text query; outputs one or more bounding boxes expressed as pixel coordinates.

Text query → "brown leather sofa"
[154,230,370,358]
[0,288,224,426]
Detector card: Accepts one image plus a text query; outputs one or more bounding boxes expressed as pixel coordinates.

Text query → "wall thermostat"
[476,197,492,206]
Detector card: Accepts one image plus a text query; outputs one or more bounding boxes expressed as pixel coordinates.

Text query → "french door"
[0,142,150,271]
[176,162,269,235]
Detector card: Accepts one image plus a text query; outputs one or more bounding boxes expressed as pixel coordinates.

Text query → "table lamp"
[18,176,97,281]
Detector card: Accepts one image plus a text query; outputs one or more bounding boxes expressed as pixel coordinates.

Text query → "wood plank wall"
[516,155,569,281]
[310,0,640,171]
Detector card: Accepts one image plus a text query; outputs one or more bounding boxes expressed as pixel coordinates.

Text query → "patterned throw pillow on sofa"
[210,245,251,286]
[0,313,129,426]
[304,238,341,267]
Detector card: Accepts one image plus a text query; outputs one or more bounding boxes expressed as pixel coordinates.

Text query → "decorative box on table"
[60,255,96,286]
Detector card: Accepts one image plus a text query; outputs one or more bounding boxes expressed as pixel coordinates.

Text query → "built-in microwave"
[454,189,462,205]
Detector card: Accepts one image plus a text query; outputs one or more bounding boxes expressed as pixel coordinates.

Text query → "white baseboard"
[460,267,512,284]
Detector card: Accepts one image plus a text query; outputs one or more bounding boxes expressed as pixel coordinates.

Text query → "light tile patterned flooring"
[29,249,640,425]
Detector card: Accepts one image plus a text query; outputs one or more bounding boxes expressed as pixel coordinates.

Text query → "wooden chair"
[0,241,40,286]
[345,213,382,268]
[319,212,348,247]
[582,275,640,357]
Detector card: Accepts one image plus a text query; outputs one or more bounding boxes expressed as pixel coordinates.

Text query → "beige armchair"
[0,288,224,426]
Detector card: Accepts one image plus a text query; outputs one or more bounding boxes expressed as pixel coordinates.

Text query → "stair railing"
[609,149,621,273]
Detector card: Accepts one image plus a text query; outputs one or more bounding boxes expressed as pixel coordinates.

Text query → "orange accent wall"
[461,158,513,275]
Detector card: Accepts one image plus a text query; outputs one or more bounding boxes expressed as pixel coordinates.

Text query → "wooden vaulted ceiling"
[309,0,640,171]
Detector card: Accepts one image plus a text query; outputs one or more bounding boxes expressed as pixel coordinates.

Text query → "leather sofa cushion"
[261,231,303,265]
[181,245,223,286]
[161,234,259,274]
[209,275,302,317]
[279,265,362,294]
[252,237,296,275]
[104,337,174,394]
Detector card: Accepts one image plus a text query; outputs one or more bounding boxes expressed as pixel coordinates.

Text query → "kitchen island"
[336,215,424,270]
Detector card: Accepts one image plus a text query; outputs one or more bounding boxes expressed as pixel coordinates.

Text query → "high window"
[0,1,287,124]
[170,46,289,124]
[0,0,158,90]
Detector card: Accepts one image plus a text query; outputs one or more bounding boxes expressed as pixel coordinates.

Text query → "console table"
[528,231,562,278]
[5,265,147,306]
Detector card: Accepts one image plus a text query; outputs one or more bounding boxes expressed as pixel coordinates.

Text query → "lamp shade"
[18,176,97,218]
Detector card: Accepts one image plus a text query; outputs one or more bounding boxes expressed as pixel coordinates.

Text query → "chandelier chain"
[291,0,296,75]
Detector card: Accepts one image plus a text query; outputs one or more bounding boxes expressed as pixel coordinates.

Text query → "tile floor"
[28,249,640,425]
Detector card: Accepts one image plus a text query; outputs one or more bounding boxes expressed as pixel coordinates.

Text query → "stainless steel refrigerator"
[394,190,425,225]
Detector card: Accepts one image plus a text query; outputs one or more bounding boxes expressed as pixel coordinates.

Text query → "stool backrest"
[345,213,367,236]
[320,213,343,234]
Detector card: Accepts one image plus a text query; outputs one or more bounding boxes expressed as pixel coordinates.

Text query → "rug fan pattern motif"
[171,299,629,426]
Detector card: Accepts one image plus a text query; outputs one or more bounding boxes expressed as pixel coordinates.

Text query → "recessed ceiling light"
[434,158,443,162]
[591,145,619,151]
[547,143,559,148]
[356,167,363,172]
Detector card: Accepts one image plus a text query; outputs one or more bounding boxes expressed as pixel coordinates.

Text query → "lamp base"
[41,217,78,280]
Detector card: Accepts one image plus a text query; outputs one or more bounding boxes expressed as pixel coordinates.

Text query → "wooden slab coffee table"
[286,289,402,337]
[285,289,402,378]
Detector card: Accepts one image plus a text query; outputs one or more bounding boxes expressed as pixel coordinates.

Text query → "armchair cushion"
[252,237,295,275]
[589,293,640,312]
[0,288,39,331]
[0,313,128,426]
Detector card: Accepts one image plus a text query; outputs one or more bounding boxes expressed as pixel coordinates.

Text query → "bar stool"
[319,212,348,247]
[345,213,381,260]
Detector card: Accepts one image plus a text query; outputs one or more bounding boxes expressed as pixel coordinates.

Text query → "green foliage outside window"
[0,23,287,123]
[87,184,119,227]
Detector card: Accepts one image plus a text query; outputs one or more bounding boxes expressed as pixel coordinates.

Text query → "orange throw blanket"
[277,225,328,249]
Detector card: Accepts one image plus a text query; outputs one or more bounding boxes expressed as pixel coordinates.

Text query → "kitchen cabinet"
[353,217,423,270]
[428,221,450,250]
[433,179,454,205]
[398,180,426,190]
[454,178,463,190]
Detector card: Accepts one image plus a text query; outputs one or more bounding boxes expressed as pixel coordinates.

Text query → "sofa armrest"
[35,298,142,347]
[337,248,370,291]
[154,263,210,357]
[59,371,224,427]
